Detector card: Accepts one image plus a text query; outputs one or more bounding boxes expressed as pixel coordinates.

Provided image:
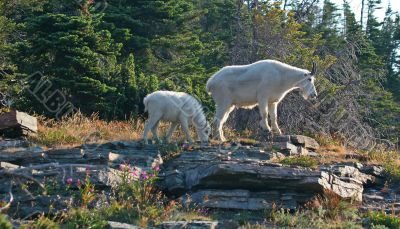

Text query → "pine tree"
[13,11,126,118]
[317,0,343,51]
[366,0,382,42]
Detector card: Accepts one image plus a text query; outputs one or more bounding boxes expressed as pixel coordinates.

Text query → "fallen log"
[0,110,37,137]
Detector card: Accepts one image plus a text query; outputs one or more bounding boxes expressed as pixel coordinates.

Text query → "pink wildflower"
[131,171,139,178]
[141,171,149,180]
[77,179,82,187]
[66,177,73,185]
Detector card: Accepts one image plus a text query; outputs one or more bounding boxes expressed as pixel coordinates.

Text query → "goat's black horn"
[311,61,317,75]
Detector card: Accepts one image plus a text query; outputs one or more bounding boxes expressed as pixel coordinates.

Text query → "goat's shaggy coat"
[206,59,317,141]
[143,91,210,144]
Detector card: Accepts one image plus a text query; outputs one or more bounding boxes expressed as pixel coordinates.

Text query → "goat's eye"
[308,78,312,81]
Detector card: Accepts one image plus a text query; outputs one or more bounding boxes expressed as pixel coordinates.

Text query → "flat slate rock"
[162,149,365,210]
[273,135,320,150]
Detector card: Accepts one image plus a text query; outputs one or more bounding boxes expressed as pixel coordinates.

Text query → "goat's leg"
[151,120,161,143]
[258,100,271,132]
[165,122,178,143]
[143,113,162,144]
[268,102,281,135]
[213,104,234,142]
[179,117,193,144]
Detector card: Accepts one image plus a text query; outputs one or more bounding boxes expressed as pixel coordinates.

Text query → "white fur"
[206,59,317,141]
[143,91,211,144]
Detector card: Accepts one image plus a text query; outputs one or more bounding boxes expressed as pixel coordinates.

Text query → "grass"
[280,156,318,169]
[0,214,12,229]
[30,112,205,148]
[31,112,143,148]
[5,163,208,228]
[365,211,400,229]
[366,150,400,180]
[4,113,399,228]
[269,190,362,228]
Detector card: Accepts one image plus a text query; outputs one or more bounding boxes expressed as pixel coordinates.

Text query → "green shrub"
[367,151,400,180]
[0,214,12,229]
[63,208,108,229]
[36,129,82,146]
[366,212,400,229]
[280,156,318,169]
[29,215,59,229]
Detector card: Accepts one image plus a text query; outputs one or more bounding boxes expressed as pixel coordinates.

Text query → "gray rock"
[156,221,218,229]
[360,165,386,178]
[272,142,298,156]
[273,135,320,150]
[181,189,302,210]
[162,150,364,210]
[108,221,142,229]
[363,194,384,201]
[321,164,374,185]
[305,151,319,157]
[0,139,29,149]
[289,135,320,150]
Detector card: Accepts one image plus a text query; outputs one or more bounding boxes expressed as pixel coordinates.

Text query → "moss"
[280,156,318,169]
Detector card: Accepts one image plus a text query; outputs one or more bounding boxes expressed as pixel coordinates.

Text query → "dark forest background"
[0,0,399,148]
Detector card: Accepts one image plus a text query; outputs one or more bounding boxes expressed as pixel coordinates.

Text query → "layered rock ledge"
[160,148,364,210]
[0,135,389,216]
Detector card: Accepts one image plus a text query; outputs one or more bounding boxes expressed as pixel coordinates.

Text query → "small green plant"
[27,215,59,229]
[63,207,108,229]
[269,190,361,228]
[116,162,178,227]
[367,150,400,180]
[35,128,82,146]
[366,211,400,229]
[158,143,182,161]
[280,156,318,169]
[0,214,12,229]
[65,169,96,208]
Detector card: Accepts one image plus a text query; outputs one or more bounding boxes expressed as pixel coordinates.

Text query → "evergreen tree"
[377,6,400,101]
[13,11,127,118]
[366,0,382,42]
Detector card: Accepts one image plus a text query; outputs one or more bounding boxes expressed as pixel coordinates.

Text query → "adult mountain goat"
[206,60,317,141]
[143,91,211,144]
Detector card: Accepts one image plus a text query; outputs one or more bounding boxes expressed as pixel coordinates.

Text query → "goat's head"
[298,62,317,100]
[198,122,211,143]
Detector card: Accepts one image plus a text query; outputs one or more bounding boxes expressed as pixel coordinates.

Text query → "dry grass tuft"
[30,112,208,148]
[30,112,144,148]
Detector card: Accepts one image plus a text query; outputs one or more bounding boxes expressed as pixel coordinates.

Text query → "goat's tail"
[205,77,214,95]
[143,95,149,112]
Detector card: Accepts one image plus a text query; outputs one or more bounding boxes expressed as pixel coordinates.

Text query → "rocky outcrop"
[272,135,320,156]
[0,135,392,217]
[161,144,365,210]
[107,220,228,229]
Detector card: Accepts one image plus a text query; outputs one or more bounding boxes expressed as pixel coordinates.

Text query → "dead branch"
[0,184,13,213]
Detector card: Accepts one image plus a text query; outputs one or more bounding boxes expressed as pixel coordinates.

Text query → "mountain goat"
[206,60,317,141]
[143,91,211,144]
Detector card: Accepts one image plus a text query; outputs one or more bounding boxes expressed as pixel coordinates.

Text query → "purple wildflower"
[66,177,73,185]
[141,171,149,180]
